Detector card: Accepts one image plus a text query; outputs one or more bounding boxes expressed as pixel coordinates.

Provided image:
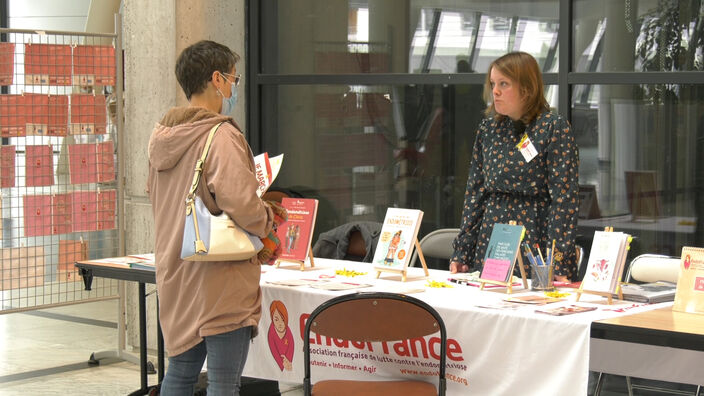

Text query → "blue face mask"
[217,74,238,115]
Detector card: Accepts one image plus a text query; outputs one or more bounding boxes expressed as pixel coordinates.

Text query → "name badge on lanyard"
[516,133,538,163]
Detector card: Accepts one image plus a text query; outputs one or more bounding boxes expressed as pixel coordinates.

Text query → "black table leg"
[157,296,164,383]
[139,282,148,391]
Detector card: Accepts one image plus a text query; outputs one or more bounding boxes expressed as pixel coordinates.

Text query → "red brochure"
[52,193,73,235]
[25,145,54,187]
[68,143,98,184]
[24,43,72,85]
[276,198,319,262]
[70,94,107,134]
[96,189,116,231]
[0,42,15,85]
[72,190,97,232]
[23,194,53,237]
[73,45,116,86]
[0,145,15,188]
[0,95,27,137]
[96,141,115,182]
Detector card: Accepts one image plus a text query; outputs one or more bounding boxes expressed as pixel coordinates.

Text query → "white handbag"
[180,122,263,261]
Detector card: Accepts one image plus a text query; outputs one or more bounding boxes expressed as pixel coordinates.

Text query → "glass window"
[261,83,487,245]
[572,84,703,256]
[574,0,704,72]
[254,0,704,267]
[261,0,559,74]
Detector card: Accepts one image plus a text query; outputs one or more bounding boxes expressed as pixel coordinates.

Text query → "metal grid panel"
[0,28,120,313]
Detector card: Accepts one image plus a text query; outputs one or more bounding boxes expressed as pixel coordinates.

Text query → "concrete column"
[121,0,246,355]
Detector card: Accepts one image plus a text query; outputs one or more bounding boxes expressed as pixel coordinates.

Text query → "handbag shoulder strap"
[186,122,224,201]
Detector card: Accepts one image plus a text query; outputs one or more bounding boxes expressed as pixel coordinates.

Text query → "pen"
[522,243,538,267]
[534,243,545,266]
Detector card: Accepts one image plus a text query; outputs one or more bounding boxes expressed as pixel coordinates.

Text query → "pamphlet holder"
[575,227,626,305]
[478,221,529,294]
[375,238,429,282]
[275,248,316,271]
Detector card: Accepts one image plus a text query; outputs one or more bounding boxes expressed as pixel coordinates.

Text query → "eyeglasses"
[221,72,241,87]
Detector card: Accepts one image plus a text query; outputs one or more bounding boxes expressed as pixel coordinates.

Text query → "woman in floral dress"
[450,52,580,281]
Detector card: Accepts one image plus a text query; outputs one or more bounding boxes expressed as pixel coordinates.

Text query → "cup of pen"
[531,263,554,291]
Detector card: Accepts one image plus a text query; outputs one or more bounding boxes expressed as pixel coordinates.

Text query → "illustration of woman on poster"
[267,300,294,371]
[384,230,402,266]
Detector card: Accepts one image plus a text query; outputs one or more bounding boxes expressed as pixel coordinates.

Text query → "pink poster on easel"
[25,145,54,187]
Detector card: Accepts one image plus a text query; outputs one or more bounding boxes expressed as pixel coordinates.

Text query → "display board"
[0,27,121,313]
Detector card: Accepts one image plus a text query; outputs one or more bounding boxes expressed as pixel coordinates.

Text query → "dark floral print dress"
[451,111,580,280]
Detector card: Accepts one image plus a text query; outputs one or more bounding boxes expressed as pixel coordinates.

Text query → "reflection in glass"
[572,84,703,255]
[264,0,559,74]
[574,0,704,72]
[262,84,487,242]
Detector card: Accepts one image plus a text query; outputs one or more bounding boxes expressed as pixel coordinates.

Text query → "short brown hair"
[175,40,240,100]
[484,52,549,124]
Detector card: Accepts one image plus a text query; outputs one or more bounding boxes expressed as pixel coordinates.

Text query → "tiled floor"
[0,299,303,395]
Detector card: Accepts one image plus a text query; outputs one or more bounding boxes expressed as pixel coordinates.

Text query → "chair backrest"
[304,292,447,395]
[409,228,460,267]
[625,254,681,283]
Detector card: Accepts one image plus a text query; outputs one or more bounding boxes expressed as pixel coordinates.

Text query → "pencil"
[550,239,556,267]
[534,243,545,266]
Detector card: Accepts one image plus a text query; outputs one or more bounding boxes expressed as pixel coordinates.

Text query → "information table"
[76,256,704,395]
[244,258,696,395]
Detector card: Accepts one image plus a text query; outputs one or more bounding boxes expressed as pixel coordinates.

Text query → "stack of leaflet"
[619,281,677,303]
[581,231,631,294]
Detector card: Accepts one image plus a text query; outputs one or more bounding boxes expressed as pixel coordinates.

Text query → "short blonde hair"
[484,52,549,124]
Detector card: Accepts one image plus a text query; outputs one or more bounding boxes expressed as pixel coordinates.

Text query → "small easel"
[275,248,315,271]
[478,221,529,294]
[575,226,627,305]
[375,238,430,282]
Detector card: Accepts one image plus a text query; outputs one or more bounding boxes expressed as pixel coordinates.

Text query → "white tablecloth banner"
[242,260,601,395]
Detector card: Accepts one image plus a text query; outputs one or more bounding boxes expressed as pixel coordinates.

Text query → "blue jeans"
[160,326,252,396]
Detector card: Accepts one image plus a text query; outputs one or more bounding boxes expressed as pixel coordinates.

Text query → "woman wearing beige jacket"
[147,40,276,396]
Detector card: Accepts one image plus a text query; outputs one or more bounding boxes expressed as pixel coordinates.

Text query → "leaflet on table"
[308,281,373,291]
[535,304,598,316]
[254,152,283,197]
[266,278,322,287]
[503,295,564,305]
[89,254,155,269]
[449,271,522,288]
[372,208,424,271]
[673,246,704,314]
